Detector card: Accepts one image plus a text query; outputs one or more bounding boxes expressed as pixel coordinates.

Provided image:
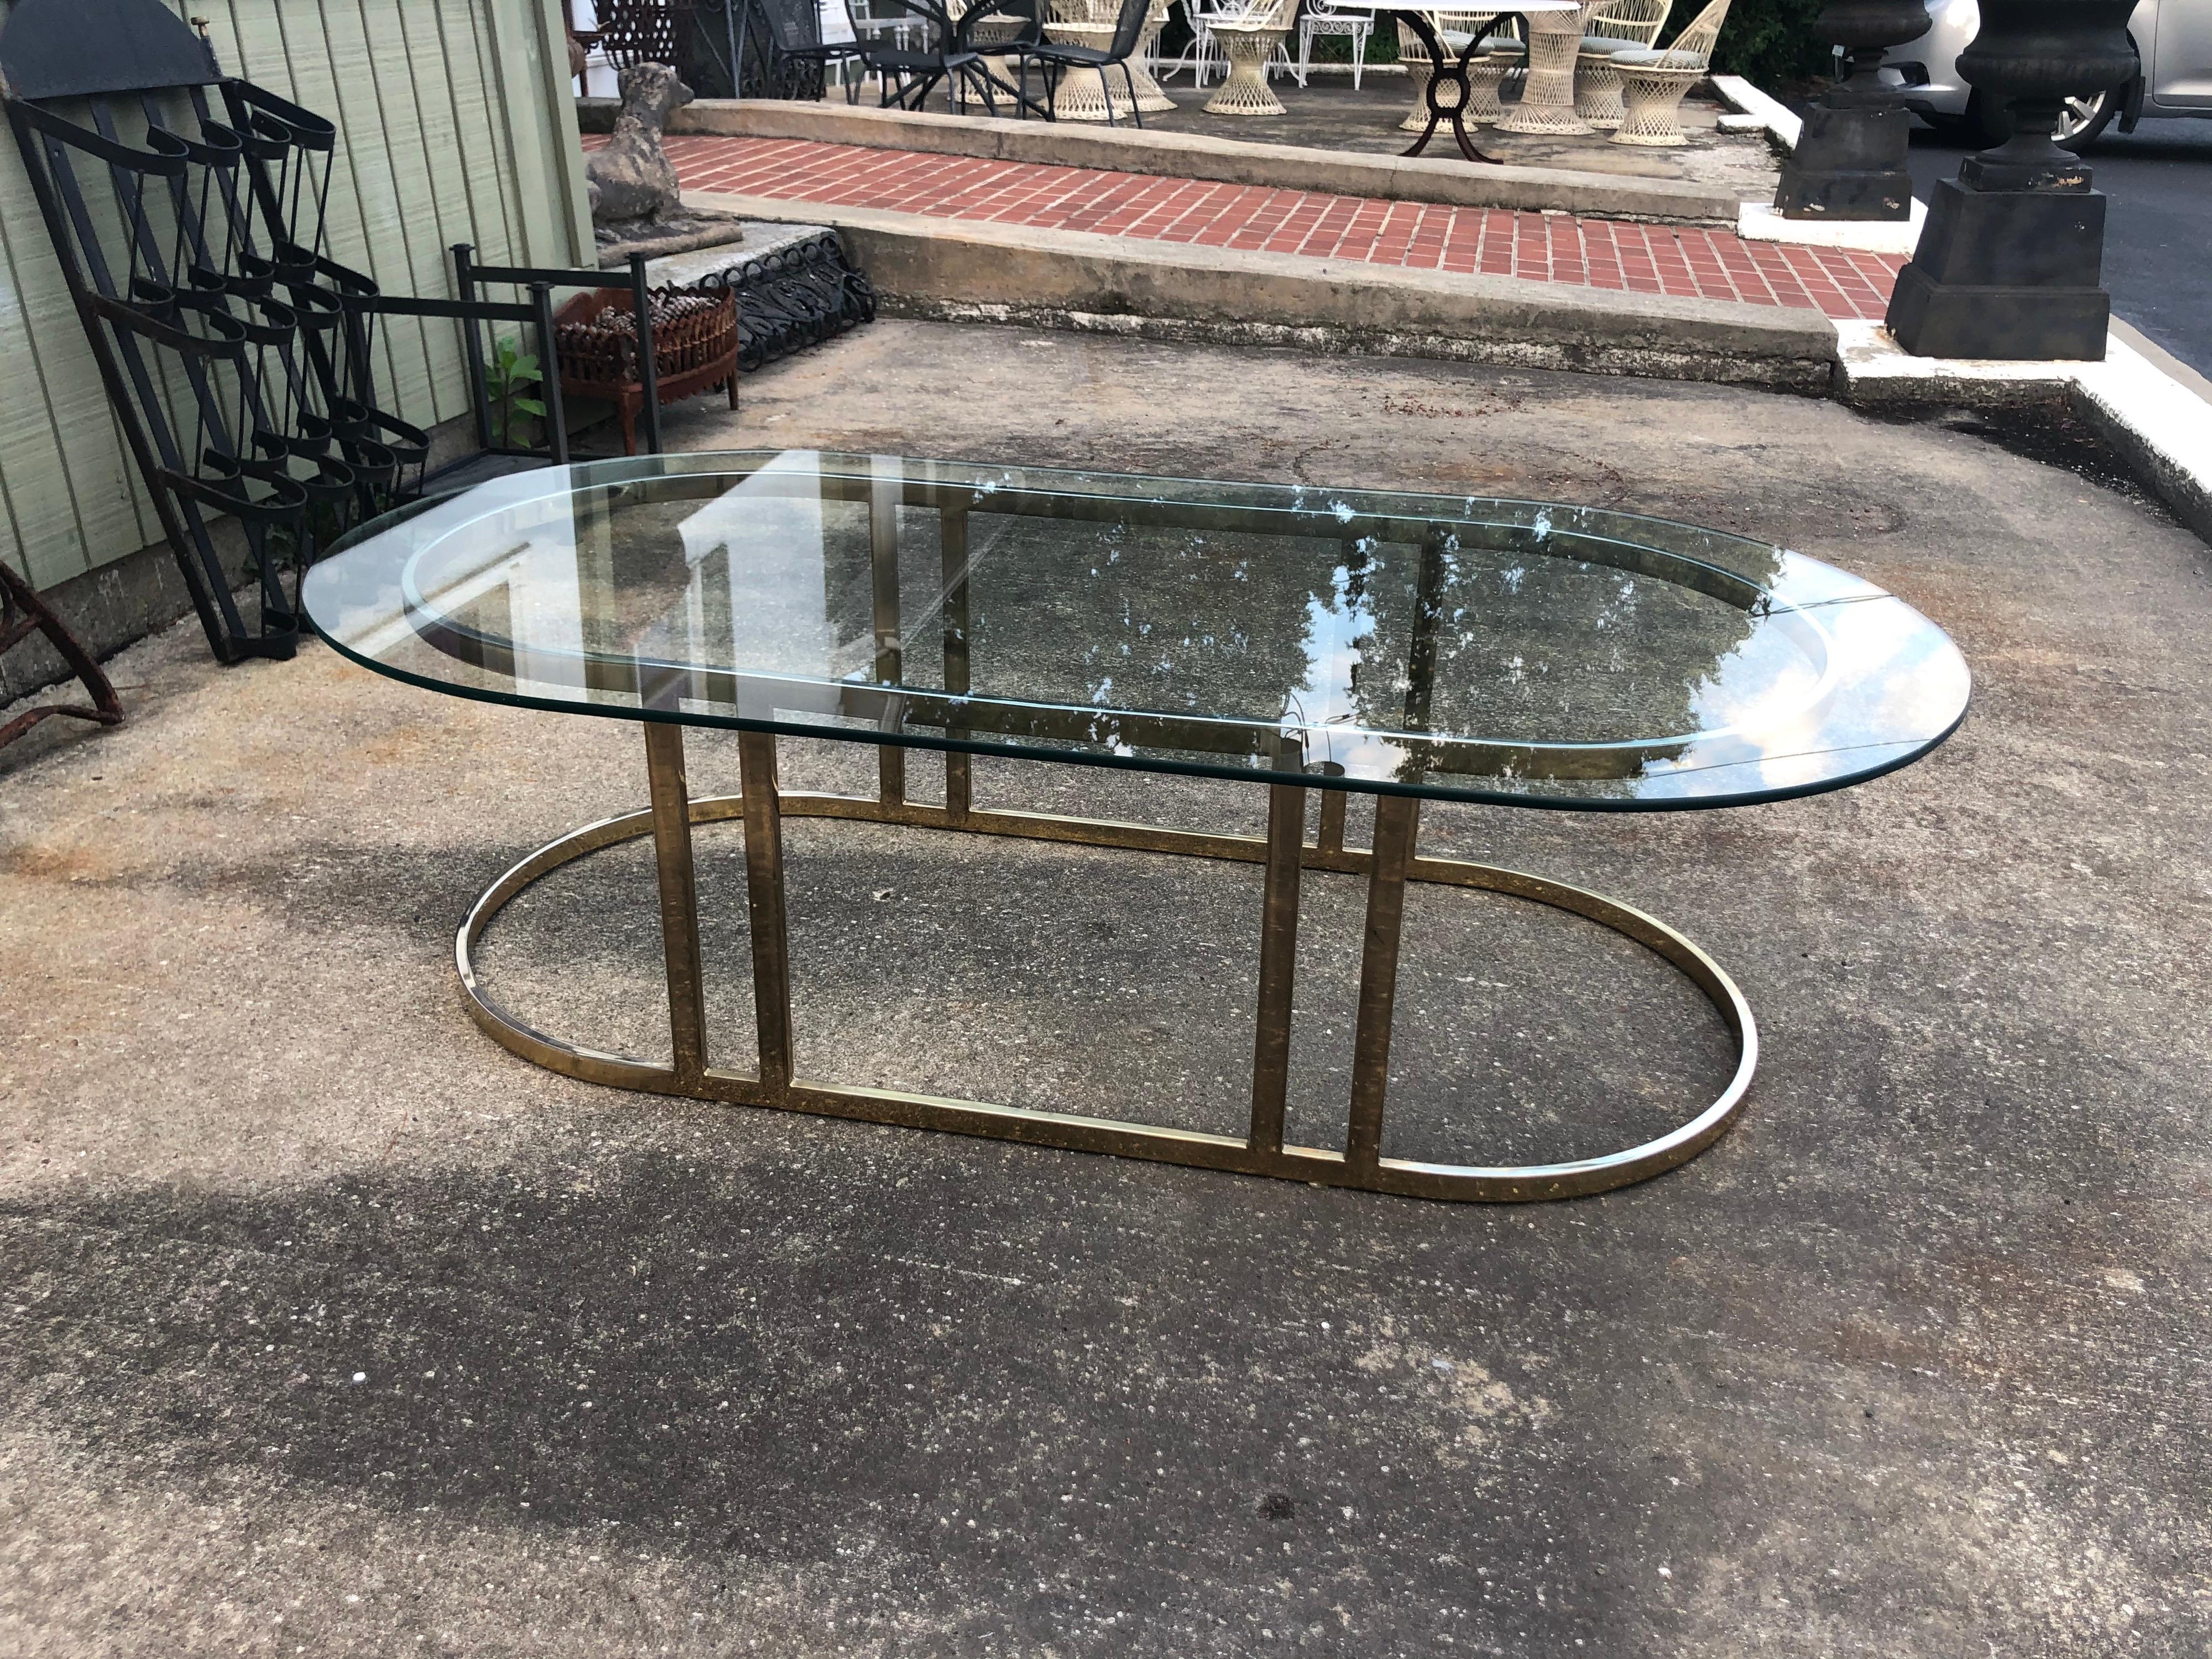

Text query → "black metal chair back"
[957,0,1044,51]
[864,0,964,55]
[599,0,700,65]
[1018,0,1151,124]
[722,0,841,100]
[852,0,971,109]
[1107,0,1153,64]
[752,0,830,54]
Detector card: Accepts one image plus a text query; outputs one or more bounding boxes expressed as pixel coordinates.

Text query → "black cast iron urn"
[1885,0,2140,359]
[1773,0,1932,221]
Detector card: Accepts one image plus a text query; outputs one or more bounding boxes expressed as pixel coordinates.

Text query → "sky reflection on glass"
[302,451,1971,810]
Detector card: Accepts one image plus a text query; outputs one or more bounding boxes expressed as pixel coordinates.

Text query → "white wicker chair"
[1203,0,1295,112]
[1295,0,1373,87]
[1574,0,1670,128]
[1610,0,1728,147]
[1469,0,1597,70]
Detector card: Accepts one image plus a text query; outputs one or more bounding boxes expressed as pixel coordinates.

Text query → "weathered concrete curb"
[1710,74,1801,150]
[2069,325,2212,546]
[692,189,1839,387]
[1834,317,2212,545]
[1832,317,2078,411]
[582,97,1741,225]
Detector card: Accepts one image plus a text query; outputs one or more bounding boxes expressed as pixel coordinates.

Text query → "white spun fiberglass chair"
[1610,0,1729,146]
[1158,0,1228,85]
[1574,0,1670,128]
[1203,0,1295,112]
[1469,0,1600,118]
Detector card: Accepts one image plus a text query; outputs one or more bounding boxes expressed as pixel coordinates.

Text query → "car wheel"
[1966,88,2117,152]
[2054,89,2117,152]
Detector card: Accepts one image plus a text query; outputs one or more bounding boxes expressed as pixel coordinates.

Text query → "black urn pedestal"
[1773,0,1928,221]
[1885,154,2110,361]
[1773,85,1915,220]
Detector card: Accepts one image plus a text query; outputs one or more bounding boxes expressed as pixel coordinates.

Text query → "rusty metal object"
[554,284,740,456]
[0,562,123,750]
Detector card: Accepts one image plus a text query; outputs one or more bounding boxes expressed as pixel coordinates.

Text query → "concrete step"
[692,187,1841,388]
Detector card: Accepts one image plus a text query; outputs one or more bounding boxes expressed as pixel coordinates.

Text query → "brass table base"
[458,725,1757,1204]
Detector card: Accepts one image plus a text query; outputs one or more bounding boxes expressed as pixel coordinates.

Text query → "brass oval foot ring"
[457,789,1757,1204]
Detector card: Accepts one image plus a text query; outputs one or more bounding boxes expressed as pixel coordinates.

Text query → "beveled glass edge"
[329,456,1864,761]
[305,453,1973,812]
[306,612,1973,813]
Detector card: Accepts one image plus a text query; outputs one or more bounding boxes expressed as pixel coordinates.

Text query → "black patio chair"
[948,0,1046,112]
[1013,0,1153,126]
[855,0,1042,116]
[729,0,867,102]
[598,0,697,66]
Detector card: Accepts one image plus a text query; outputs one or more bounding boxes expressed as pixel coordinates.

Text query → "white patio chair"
[1295,0,1373,88]
[1202,0,1296,108]
[1610,0,1728,145]
[1574,0,1670,127]
[1214,0,1296,84]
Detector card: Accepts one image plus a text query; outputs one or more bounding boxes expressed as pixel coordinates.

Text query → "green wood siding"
[0,0,589,591]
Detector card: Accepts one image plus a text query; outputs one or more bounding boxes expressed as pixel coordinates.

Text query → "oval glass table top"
[304,450,1971,810]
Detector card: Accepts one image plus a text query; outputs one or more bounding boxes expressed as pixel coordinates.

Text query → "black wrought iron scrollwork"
[694,232,877,373]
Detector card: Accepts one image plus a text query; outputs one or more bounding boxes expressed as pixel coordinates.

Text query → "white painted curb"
[1833,317,2075,396]
[1710,74,1801,149]
[2073,326,2212,542]
[1737,197,1924,255]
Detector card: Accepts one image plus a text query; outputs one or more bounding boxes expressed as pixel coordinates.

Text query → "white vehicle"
[1885,0,2212,148]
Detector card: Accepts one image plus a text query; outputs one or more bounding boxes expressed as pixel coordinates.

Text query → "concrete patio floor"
[3,321,2208,1656]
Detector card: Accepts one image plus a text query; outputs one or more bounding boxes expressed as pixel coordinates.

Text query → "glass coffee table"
[304,451,1970,1203]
